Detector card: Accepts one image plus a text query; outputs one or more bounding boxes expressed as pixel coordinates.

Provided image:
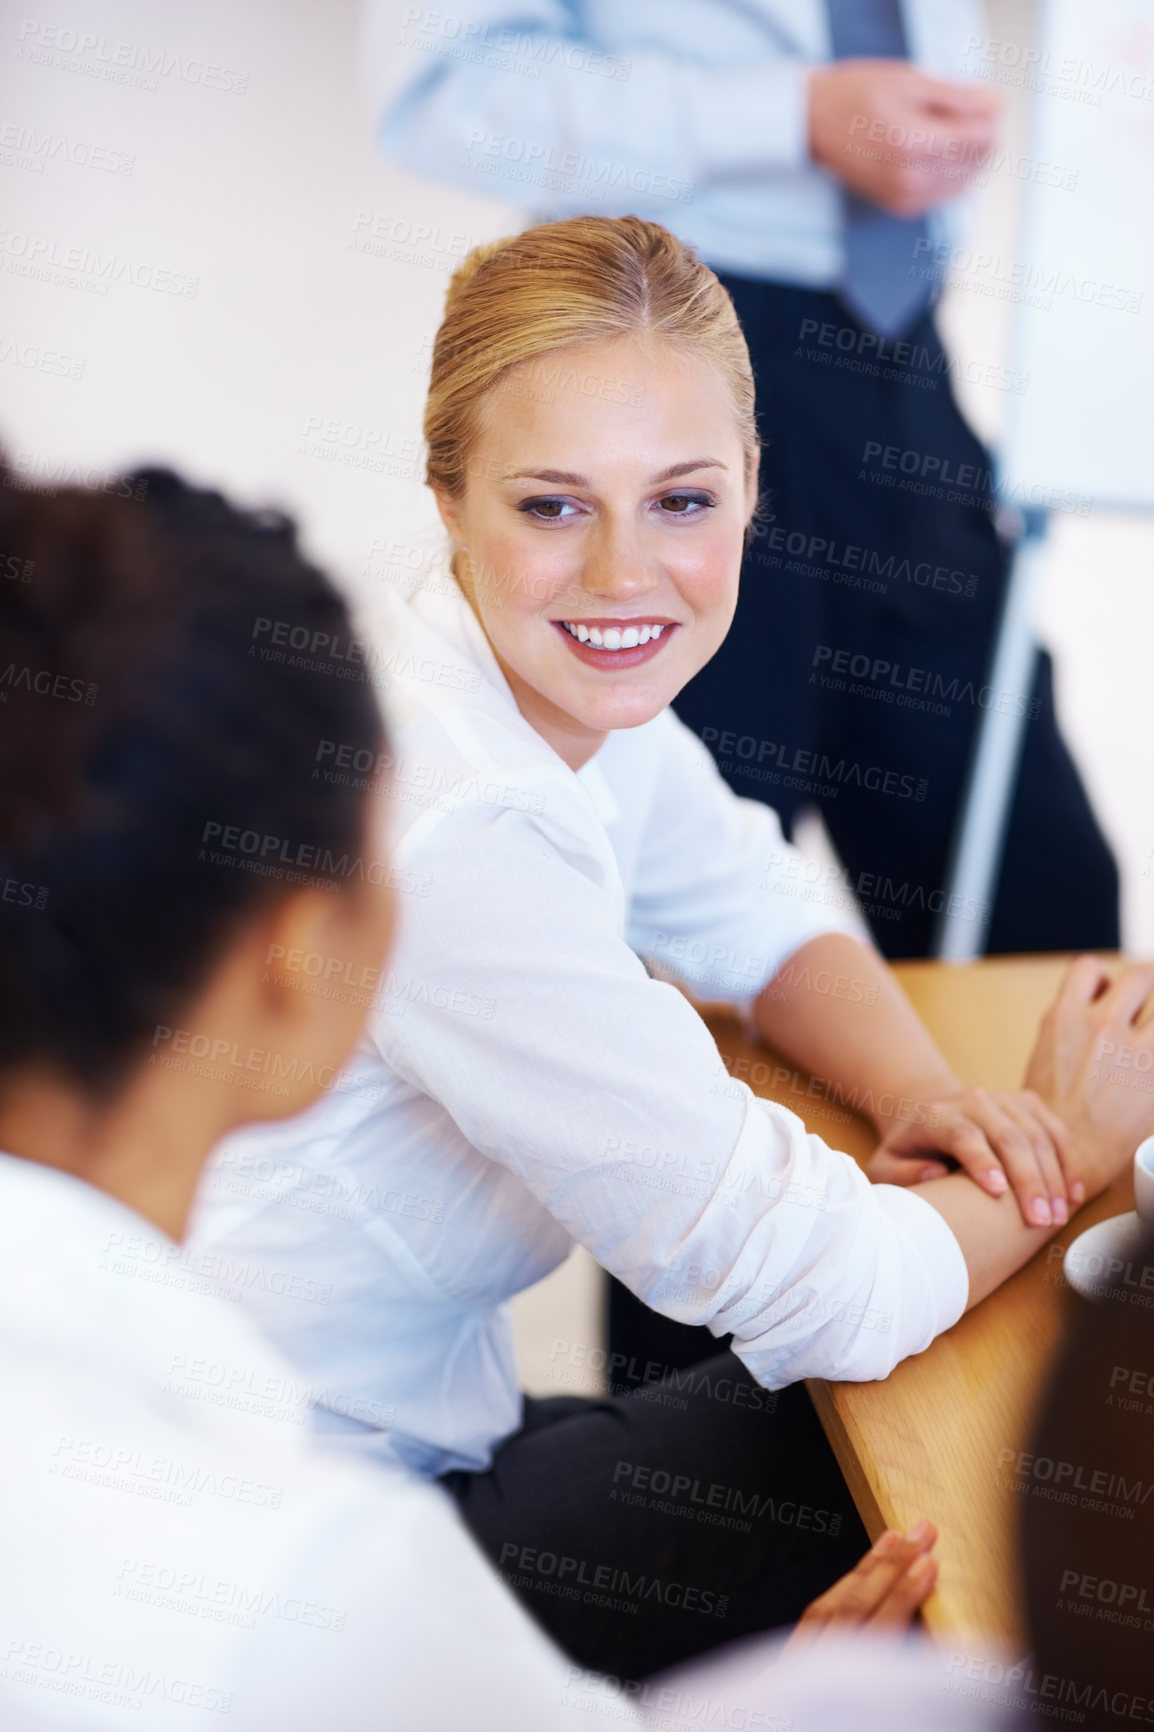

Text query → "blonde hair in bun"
[423,215,759,502]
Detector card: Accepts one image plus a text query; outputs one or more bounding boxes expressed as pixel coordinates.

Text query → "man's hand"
[808,59,1001,214]
[867,1087,1080,1229]
[1023,956,1154,1198]
[783,1522,937,1659]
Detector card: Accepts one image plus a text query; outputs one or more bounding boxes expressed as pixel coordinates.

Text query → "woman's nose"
[579,520,660,600]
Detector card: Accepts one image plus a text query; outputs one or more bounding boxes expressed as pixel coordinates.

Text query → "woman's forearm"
[753,933,962,1131]
[912,1171,1059,1309]
[754,946,1154,1285]
[753,939,1087,1308]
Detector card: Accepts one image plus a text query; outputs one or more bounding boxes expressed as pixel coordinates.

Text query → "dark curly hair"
[0,463,384,1098]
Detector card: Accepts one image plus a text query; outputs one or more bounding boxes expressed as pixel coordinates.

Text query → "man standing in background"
[369,0,1119,1367]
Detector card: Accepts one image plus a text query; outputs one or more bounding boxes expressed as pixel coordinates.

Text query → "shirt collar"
[0,1151,300,1411]
[407,566,516,711]
[0,1148,170,1269]
[404,567,618,814]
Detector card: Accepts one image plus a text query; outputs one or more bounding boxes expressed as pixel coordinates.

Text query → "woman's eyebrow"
[650,458,728,484]
[505,458,728,486]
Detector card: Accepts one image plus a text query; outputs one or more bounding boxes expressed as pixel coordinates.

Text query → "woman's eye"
[517,493,713,521]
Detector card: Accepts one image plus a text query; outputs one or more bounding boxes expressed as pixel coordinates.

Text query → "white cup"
[1135,1136,1154,1224]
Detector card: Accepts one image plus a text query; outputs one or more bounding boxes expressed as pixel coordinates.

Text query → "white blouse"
[189,574,968,1476]
[0,1154,994,1732]
[0,1154,625,1730]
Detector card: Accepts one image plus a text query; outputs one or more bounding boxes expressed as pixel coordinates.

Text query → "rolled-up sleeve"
[379,796,967,1389]
[367,0,813,218]
[625,710,868,1003]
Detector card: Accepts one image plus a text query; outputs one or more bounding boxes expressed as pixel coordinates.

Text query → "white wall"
[1,0,498,590]
[4,0,1152,1384]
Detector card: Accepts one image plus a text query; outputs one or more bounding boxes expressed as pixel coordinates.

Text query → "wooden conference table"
[698,955,1142,1654]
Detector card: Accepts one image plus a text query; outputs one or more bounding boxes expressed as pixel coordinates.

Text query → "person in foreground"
[190,216,1154,1678]
[0,467,607,1730]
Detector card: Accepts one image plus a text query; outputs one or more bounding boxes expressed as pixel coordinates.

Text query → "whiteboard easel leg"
[932,511,1048,963]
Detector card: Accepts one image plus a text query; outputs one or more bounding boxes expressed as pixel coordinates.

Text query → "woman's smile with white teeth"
[559,621,668,649]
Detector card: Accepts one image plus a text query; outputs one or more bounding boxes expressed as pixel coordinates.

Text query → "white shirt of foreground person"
[189,572,968,1479]
[0,1153,617,1731]
[0,1154,996,1732]
[367,0,985,285]
[624,1630,1004,1732]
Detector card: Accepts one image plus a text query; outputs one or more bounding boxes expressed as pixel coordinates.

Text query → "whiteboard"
[994,0,1154,511]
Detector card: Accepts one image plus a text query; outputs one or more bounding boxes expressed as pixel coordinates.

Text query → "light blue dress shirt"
[367,0,983,285]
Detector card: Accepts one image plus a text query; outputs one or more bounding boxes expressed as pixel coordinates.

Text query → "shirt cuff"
[685,59,813,180]
[871,1183,970,1343]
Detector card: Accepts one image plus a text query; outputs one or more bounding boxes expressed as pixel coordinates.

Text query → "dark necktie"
[826,0,934,337]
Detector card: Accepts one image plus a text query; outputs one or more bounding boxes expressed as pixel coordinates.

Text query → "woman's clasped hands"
[867,957,1154,1227]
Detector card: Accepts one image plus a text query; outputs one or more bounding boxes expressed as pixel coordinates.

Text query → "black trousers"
[673,277,1119,961]
[441,1352,868,1680]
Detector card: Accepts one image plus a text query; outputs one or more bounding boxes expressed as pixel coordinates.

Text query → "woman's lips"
[551,619,678,671]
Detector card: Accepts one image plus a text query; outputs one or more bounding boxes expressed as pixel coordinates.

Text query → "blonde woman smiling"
[192,217,1154,1678]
